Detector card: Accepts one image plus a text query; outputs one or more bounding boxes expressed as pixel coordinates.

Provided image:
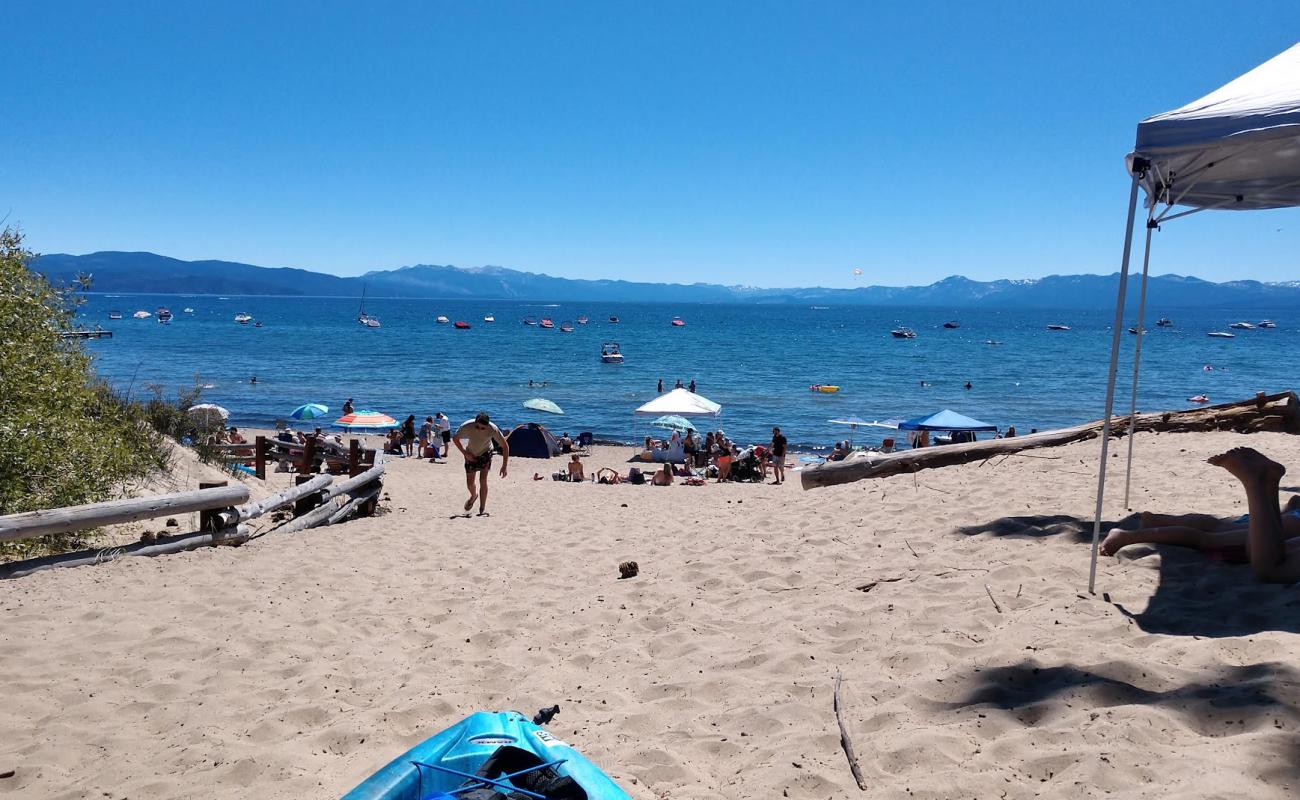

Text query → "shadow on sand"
[936,660,1300,743]
[956,513,1300,638]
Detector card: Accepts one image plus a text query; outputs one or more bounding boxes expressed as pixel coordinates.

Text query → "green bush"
[0,228,173,558]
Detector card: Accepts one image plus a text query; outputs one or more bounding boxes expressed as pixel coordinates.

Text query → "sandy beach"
[3,430,1300,799]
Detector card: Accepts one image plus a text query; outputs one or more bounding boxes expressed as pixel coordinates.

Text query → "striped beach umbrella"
[335,411,397,430]
[290,403,330,420]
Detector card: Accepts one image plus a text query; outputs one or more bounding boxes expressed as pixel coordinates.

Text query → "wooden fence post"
[298,436,318,474]
[255,436,268,480]
[198,481,229,532]
[348,439,361,477]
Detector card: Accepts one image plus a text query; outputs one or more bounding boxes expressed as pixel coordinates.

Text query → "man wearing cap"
[453,412,510,516]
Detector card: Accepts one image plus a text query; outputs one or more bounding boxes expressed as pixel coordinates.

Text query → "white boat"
[576,315,589,324]
[361,317,380,328]
[1258,320,1277,328]
[183,307,194,314]
[1207,331,1235,338]
[436,315,449,324]
[1047,324,1071,331]
[890,327,916,339]
[1228,321,1255,329]
[132,310,151,319]
[670,317,686,327]
[559,320,575,333]
[1156,318,1173,327]
[156,307,173,323]
[484,314,495,323]
[600,342,624,363]
[108,310,123,320]
[234,313,252,324]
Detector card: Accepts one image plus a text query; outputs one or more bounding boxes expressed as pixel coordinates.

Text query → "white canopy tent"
[1089,42,1300,592]
[634,387,722,417]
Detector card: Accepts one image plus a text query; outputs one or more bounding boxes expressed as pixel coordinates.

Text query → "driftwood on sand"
[833,670,869,791]
[801,391,1300,490]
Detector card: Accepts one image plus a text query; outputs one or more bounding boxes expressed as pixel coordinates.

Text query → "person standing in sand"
[1101,447,1300,583]
[342,398,354,416]
[769,426,787,485]
[453,412,509,516]
[435,412,451,461]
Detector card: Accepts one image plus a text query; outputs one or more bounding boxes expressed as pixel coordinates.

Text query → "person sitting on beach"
[1101,447,1300,583]
[829,441,850,462]
[652,463,674,486]
[567,453,585,482]
[559,432,573,453]
[715,446,734,482]
[384,429,403,455]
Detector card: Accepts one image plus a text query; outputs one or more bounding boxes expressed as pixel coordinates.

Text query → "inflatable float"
[342,710,631,800]
[809,385,840,393]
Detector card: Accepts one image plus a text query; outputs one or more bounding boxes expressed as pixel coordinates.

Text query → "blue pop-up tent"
[897,409,997,432]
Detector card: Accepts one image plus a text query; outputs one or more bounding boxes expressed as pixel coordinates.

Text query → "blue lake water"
[75,295,1294,450]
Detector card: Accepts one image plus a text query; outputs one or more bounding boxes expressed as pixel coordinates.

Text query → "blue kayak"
[342,710,633,800]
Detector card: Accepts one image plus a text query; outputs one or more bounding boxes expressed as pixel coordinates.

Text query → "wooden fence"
[0,444,385,580]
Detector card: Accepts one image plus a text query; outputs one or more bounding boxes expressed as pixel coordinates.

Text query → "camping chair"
[576,432,593,455]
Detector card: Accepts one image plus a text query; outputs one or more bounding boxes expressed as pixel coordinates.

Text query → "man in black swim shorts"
[453,412,510,516]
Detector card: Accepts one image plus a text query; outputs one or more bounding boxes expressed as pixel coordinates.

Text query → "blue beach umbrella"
[290,403,330,420]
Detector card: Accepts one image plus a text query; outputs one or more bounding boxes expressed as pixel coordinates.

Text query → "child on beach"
[419,416,434,459]
[1102,447,1300,583]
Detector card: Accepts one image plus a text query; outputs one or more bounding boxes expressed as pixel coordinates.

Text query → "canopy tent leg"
[1122,215,1157,507]
[1088,173,1143,594]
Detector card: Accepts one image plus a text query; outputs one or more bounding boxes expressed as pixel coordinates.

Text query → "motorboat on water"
[156,307,173,323]
[1047,324,1071,331]
[559,320,575,332]
[1259,320,1277,328]
[183,307,194,314]
[436,315,449,324]
[1128,326,1145,334]
[254,321,263,328]
[522,317,538,325]
[453,320,471,329]
[1188,394,1210,404]
[1207,331,1235,338]
[576,315,589,324]
[108,310,123,320]
[132,310,152,319]
[1229,321,1255,329]
[1156,317,1173,327]
[360,317,381,328]
[890,327,916,339]
[234,313,252,324]
[670,317,686,326]
[540,318,555,329]
[484,314,495,323]
[601,342,624,363]
[943,321,960,329]
[809,384,840,393]
[608,315,620,323]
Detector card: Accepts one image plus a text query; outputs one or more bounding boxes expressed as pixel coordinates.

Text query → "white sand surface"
[3,431,1299,799]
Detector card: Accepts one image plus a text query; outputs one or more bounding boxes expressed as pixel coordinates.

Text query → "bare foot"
[1100,528,1130,556]
[464,494,477,512]
[1207,447,1286,484]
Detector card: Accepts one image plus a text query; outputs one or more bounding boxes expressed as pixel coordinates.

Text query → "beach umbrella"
[650,415,696,431]
[335,411,397,430]
[523,398,564,415]
[290,403,330,420]
[187,403,229,428]
[828,414,869,444]
[633,387,721,417]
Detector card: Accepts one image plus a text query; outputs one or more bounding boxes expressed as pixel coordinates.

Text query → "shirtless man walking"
[453,412,509,516]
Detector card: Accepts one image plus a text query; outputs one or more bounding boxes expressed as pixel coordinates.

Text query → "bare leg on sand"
[1101,525,1248,556]
[477,468,490,516]
[1207,447,1300,583]
[464,471,477,512]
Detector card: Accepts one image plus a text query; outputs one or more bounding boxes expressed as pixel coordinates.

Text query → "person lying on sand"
[652,463,674,486]
[1101,447,1300,583]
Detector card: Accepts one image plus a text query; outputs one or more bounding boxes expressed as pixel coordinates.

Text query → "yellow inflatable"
[809,384,840,393]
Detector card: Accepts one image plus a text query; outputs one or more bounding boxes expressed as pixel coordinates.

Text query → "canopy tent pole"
[1088,170,1144,594]
[1122,213,1157,508]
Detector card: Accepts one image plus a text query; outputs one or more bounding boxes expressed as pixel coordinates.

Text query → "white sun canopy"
[1089,42,1300,593]
[634,388,721,417]
[1130,42,1300,211]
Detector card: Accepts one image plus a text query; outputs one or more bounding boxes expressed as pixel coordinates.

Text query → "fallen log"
[272,495,349,535]
[232,473,332,523]
[326,485,382,525]
[323,461,385,501]
[802,390,1299,490]
[0,485,250,542]
[0,524,250,580]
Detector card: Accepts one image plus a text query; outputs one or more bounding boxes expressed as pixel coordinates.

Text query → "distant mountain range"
[30,250,1300,308]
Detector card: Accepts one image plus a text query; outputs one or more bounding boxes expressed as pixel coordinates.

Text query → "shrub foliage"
[0,228,172,555]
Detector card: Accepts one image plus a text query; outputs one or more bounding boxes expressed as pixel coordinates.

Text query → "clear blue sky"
[4,2,1297,287]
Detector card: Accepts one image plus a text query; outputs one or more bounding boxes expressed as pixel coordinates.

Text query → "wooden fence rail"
[0,485,250,543]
